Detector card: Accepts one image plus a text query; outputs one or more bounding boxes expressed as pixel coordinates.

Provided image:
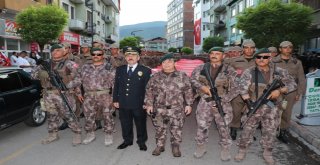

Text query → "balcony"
[213,0,227,13]
[69,19,86,31]
[102,0,119,13]
[70,0,84,4]
[101,15,112,23]
[214,20,226,29]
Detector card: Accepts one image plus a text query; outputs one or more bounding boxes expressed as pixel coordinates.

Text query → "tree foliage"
[181,47,193,55]
[15,5,68,55]
[168,47,177,53]
[202,36,224,53]
[236,0,313,48]
[120,36,139,49]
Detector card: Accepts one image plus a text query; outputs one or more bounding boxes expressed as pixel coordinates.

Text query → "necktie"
[128,66,133,76]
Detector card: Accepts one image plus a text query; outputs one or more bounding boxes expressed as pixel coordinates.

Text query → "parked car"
[0,67,46,130]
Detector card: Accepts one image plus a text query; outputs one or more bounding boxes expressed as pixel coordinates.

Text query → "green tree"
[15,5,68,56]
[120,36,139,49]
[181,47,193,55]
[168,47,177,53]
[202,36,224,53]
[236,0,313,48]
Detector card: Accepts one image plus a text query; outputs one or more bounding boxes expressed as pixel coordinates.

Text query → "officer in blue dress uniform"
[113,46,151,151]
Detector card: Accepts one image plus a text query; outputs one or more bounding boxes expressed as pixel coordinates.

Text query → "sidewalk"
[289,100,320,154]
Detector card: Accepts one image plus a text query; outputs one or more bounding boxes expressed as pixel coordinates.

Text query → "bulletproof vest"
[248,68,268,101]
[53,60,72,85]
[199,63,229,97]
[215,66,230,96]
[39,69,51,89]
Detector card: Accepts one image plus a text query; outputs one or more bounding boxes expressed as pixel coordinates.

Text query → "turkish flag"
[0,52,11,66]
[194,18,201,45]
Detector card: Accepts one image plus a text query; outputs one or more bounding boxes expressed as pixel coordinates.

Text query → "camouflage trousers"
[238,104,277,149]
[83,92,114,134]
[43,91,81,134]
[151,107,185,147]
[195,97,233,147]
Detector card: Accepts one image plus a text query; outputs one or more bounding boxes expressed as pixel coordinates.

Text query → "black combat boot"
[230,127,237,140]
[95,120,102,130]
[277,129,289,144]
[58,120,69,130]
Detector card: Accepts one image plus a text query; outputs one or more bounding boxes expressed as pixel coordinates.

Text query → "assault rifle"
[241,77,284,128]
[40,60,78,122]
[202,63,227,127]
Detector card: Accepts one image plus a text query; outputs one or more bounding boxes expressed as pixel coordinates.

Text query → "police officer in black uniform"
[113,46,151,151]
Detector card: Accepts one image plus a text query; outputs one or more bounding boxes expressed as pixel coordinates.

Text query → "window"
[71,6,75,19]
[238,1,244,13]
[0,72,22,92]
[20,41,30,51]
[246,0,254,7]
[18,72,32,88]
[239,30,243,34]
[0,37,4,49]
[232,27,236,34]
[203,25,206,31]
[6,38,18,50]
[231,5,236,17]
[62,3,68,13]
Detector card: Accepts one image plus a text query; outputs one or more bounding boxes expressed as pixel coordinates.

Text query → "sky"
[119,0,172,26]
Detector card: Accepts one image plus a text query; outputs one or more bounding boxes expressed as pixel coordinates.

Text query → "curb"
[289,120,320,152]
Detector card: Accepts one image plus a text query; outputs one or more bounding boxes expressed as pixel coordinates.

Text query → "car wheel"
[24,102,47,127]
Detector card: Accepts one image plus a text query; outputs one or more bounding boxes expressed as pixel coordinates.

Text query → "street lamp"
[130,30,143,36]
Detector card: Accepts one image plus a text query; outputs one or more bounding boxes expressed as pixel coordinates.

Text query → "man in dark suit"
[113,46,151,151]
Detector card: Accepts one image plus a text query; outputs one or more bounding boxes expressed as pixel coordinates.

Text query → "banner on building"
[59,31,80,45]
[194,18,201,45]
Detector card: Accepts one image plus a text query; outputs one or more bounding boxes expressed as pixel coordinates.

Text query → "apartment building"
[224,0,256,46]
[57,0,120,52]
[144,37,167,52]
[298,0,320,52]
[167,0,194,50]
[0,0,47,56]
[192,0,211,54]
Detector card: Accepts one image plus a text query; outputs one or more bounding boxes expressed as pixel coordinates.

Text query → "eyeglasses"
[91,53,104,56]
[255,56,270,59]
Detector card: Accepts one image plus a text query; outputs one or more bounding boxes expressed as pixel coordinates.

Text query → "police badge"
[138,71,143,76]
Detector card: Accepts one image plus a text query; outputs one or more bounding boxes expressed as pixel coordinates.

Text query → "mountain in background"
[120,21,167,41]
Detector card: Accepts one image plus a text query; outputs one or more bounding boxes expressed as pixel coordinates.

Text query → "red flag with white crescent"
[0,52,11,66]
[194,18,201,45]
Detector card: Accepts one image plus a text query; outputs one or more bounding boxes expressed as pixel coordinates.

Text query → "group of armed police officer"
[31,39,305,165]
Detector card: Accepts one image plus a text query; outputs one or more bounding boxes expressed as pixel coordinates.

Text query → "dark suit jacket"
[113,64,151,109]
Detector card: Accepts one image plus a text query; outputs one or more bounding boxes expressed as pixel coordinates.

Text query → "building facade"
[144,37,167,52]
[192,0,211,54]
[299,0,320,52]
[0,0,47,56]
[58,0,120,53]
[167,0,194,50]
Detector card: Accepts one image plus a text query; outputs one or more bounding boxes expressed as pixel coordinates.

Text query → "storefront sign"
[80,35,92,45]
[59,31,80,45]
[303,76,320,115]
[5,20,19,37]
